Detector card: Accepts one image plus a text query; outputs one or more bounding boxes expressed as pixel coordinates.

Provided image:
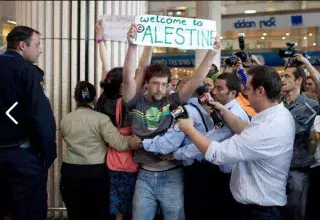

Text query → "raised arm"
[95,20,108,83]
[296,54,320,96]
[210,101,248,134]
[122,24,138,103]
[135,46,153,92]
[179,37,221,104]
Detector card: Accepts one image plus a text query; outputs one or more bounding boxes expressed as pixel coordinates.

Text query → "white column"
[195,1,221,70]
[15,1,147,217]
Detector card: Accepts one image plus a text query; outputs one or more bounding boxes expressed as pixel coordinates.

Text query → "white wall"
[0,1,16,22]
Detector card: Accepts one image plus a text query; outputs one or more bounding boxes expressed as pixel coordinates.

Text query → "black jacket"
[0,51,56,168]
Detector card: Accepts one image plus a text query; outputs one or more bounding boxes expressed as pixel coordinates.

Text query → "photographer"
[295,54,320,98]
[177,66,295,220]
[228,58,256,118]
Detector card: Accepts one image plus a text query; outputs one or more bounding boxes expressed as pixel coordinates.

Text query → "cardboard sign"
[100,15,135,42]
[133,15,216,50]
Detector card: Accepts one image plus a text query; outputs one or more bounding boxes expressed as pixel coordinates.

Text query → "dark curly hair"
[100,67,123,98]
[145,63,171,83]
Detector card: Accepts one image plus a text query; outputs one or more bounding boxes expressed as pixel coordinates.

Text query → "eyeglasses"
[149,81,168,88]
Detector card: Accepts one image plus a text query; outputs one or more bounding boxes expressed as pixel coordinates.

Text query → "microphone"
[196,84,214,104]
[196,85,225,129]
[169,102,189,121]
[237,69,248,86]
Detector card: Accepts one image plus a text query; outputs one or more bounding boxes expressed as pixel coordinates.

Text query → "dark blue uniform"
[0,51,56,220]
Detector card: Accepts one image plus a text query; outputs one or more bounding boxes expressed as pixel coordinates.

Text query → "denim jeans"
[286,169,309,220]
[132,167,184,220]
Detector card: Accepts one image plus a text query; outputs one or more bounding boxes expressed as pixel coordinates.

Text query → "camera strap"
[189,103,209,132]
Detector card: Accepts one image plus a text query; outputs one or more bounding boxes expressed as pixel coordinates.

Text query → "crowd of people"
[1,19,320,220]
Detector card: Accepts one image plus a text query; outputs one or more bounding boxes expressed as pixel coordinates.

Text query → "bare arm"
[177,118,211,154]
[179,37,221,104]
[95,20,108,83]
[135,46,153,92]
[309,131,318,154]
[210,101,248,134]
[306,63,320,96]
[296,54,320,96]
[122,25,138,103]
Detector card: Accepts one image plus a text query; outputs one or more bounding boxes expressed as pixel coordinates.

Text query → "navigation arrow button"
[6,102,18,124]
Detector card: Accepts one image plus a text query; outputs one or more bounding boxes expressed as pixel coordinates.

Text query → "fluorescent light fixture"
[286,33,290,36]
[282,37,286,40]
[303,36,307,40]
[261,37,265,40]
[244,10,257,14]
[177,6,187,10]
[7,20,16,25]
[309,33,313,36]
[263,33,267,36]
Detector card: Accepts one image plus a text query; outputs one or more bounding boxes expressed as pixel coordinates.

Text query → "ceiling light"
[220,36,224,40]
[303,36,307,40]
[7,20,16,25]
[295,43,298,46]
[313,43,317,46]
[177,6,187,10]
[263,33,267,36]
[286,33,290,36]
[244,10,257,14]
[309,33,313,36]
[282,37,286,40]
[261,37,265,40]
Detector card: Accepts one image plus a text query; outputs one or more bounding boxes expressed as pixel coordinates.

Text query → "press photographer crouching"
[177,66,296,220]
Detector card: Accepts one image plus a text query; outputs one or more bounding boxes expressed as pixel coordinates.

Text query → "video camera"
[225,33,250,67]
[278,42,309,68]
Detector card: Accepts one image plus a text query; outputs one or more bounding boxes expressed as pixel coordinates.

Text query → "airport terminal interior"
[1,1,320,219]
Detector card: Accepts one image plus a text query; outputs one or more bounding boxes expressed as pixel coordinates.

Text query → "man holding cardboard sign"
[133,15,217,50]
[122,21,220,220]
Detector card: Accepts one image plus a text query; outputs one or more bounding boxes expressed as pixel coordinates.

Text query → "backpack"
[106,98,139,172]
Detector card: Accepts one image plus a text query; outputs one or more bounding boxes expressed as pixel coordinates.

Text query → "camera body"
[225,33,250,67]
[278,42,308,68]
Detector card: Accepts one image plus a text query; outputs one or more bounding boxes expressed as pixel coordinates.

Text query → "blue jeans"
[286,169,309,220]
[132,167,184,220]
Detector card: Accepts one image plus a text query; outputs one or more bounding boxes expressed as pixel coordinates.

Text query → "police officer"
[0,26,57,220]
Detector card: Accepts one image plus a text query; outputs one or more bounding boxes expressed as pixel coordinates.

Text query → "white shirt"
[205,103,295,206]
